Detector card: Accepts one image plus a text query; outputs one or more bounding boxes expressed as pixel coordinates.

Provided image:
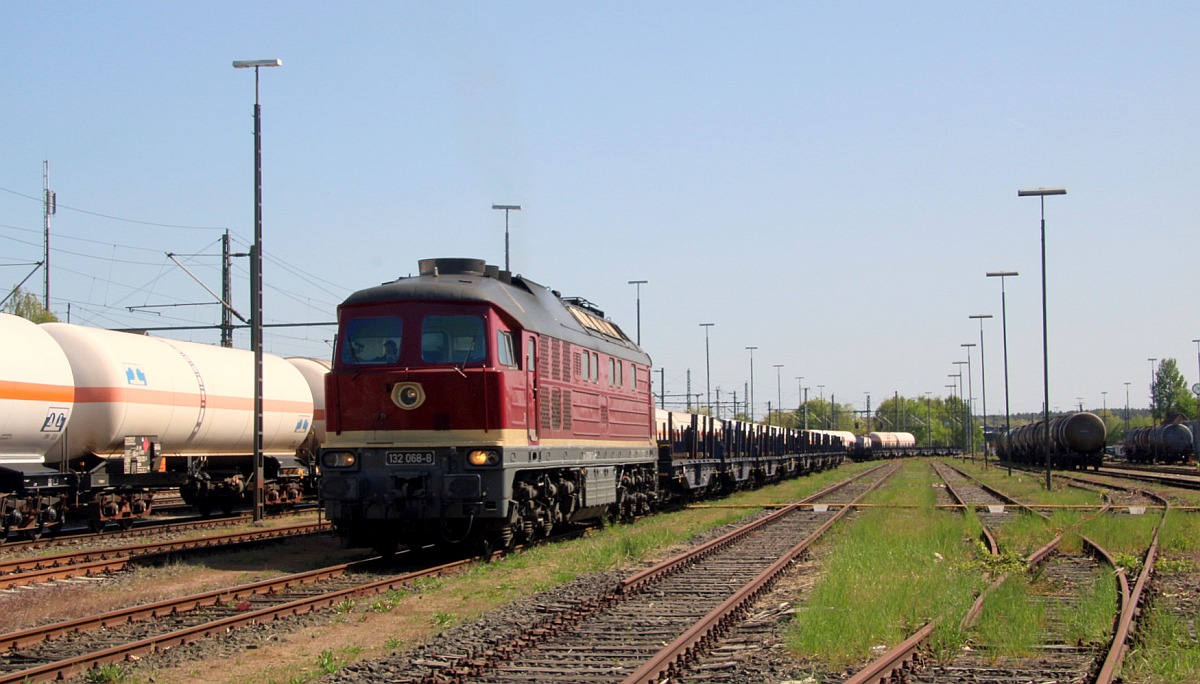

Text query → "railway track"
[0,521,328,590]
[325,463,899,683]
[0,550,482,683]
[867,460,1165,684]
[0,506,319,557]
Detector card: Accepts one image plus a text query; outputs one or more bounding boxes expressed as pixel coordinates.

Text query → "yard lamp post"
[796,377,806,429]
[1148,358,1158,422]
[745,346,757,422]
[233,57,282,523]
[1193,339,1200,387]
[986,272,1018,446]
[953,362,968,456]
[962,342,978,459]
[1124,382,1131,432]
[969,315,992,463]
[700,323,714,413]
[773,364,784,426]
[1018,186,1067,490]
[628,280,647,345]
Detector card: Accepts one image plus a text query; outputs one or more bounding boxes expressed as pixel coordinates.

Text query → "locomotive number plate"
[386,451,435,466]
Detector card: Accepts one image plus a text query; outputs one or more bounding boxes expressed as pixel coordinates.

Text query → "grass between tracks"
[1120,509,1200,683]
[785,460,989,666]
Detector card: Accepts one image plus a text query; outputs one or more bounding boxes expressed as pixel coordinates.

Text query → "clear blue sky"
[2,2,1197,419]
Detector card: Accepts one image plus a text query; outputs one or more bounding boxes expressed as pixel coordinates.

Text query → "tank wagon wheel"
[24,524,44,542]
[118,518,135,531]
[88,517,106,534]
[196,502,214,518]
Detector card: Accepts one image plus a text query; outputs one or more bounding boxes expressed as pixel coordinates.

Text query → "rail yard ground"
[5,457,1200,683]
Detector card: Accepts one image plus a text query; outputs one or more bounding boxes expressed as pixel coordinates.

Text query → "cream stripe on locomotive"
[324,428,654,450]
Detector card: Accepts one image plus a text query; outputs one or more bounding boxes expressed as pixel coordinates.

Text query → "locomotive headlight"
[391,382,426,410]
[322,451,357,468]
[467,450,500,466]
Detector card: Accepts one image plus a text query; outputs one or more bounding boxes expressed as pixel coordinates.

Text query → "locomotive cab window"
[422,315,485,364]
[341,316,403,366]
[496,330,515,367]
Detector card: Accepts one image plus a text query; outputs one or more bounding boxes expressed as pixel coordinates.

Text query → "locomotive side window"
[526,336,536,372]
[496,330,516,367]
[341,316,403,365]
[582,351,591,382]
[422,315,485,364]
[592,352,599,382]
[608,358,615,386]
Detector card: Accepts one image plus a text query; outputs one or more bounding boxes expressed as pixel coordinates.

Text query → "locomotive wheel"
[24,524,43,541]
[118,518,134,531]
[89,517,106,534]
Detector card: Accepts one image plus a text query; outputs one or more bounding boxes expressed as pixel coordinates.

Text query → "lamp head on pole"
[1017,188,1067,197]
[233,59,282,69]
[986,271,1019,278]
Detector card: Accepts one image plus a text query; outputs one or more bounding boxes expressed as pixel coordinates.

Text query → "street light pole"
[745,346,757,422]
[773,364,783,426]
[1018,187,1067,491]
[924,392,932,447]
[986,272,1018,446]
[1193,339,1200,388]
[1148,357,1158,423]
[1124,382,1131,432]
[796,376,804,429]
[233,57,282,523]
[969,315,992,462]
[954,359,970,455]
[817,384,826,427]
[628,280,647,345]
[491,204,521,273]
[700,323,714,414]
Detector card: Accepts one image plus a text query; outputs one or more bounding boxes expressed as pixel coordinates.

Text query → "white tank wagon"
[0,314,76,537]
[39,322,318,520]
[868,431,917,449]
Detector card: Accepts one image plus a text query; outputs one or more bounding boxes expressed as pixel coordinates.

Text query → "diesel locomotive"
[318,258,846,554]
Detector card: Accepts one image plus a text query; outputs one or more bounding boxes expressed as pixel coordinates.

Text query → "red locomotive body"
[320,258,657,552]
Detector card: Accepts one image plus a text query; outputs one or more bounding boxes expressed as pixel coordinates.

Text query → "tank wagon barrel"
[997,411,1106,470]
[0,312,326,537]
[1121,422,1193,464]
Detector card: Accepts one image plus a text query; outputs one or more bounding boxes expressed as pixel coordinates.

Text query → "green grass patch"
[972,575,1043,657]
[1120,603,1200,683]
[785,461,987,666]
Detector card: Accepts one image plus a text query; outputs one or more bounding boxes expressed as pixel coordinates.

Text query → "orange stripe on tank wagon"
[0,380,75,403]
[72,386,312,413]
